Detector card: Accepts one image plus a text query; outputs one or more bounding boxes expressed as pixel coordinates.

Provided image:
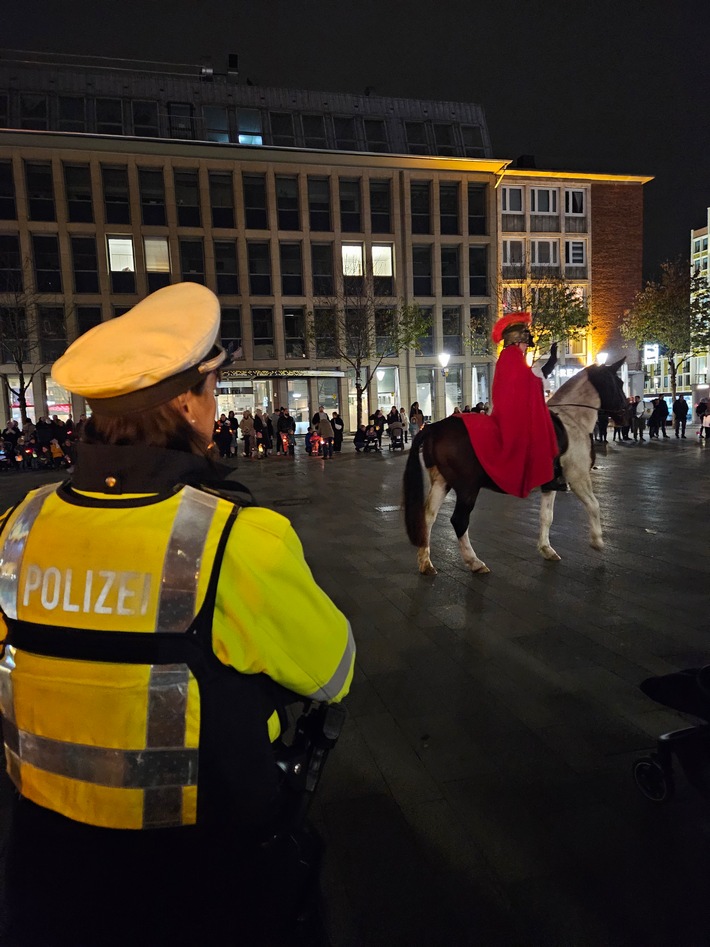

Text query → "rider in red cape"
[459,312,565,498]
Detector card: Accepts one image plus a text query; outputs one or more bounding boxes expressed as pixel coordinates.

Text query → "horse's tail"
[403,429,427,547]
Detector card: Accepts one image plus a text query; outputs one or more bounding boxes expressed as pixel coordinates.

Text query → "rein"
[549,402,599,411]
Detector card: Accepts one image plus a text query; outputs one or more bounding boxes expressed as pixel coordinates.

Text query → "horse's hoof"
[590,538,604,551]
[472,563,490,574]
[539,546,562,561]
[419,564,437,576]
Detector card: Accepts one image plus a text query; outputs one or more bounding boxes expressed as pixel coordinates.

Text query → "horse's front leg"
[538,491,561,561]
[569,471,603,550]
[417,468,448,575]
[452,494,489,573]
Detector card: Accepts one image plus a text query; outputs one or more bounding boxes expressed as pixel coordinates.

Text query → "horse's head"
[586,357,627,421]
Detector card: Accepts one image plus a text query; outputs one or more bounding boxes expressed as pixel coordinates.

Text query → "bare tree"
[0,256,71,423]
[620,258,710,401]
[307,280,431,428]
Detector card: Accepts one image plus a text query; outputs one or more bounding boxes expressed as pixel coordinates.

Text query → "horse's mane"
[548,358,626,411]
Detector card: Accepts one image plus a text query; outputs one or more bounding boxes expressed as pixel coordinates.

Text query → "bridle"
[549,402,599,412]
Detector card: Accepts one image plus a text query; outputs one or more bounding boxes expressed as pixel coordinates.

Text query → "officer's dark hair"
[81,376,211,455]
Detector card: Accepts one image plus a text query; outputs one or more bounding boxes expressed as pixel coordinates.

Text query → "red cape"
[459,345,558,498]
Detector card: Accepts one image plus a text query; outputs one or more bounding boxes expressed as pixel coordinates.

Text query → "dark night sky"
[6,0,710,277]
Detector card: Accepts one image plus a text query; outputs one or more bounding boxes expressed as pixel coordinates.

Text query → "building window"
[76,306,102,337]
[373,245,394,296]
[370,180,391,233]
[144,237,171,292]
[138,168,166,226]
[174,169,201,227]
[405,122,428,155]
[1,310,27,364]
[179,239,205,284]
[468,183,487,235]
[280,243,303,295]
[334,116,358,151]
[439,183,459,235]
[58,96,86,132]
[501,187,523,213]
[132,100,159,137]
[469,305,491,355]
[71,236,99,294]
[502,287,524,312]
[469,246,488,296]
[416,308,434,356]
[252,307,274,359]
[168,103,194,139]
[0,93,7,127]
[411,182,431,234]
[461,125,485,157]
[270,112,296,147]
[284,308,306,358]
[113,306,131,318]
[442,306,463,356]
[530,239,559,266]
[25,162,55,221]
[303,115,327,149]
[433,124,456,156]
[0,235,22,292]
[20,94,48,130]
[208,172,234,228]
[564,189,585,216]
[441,247,460,296]
[276,176,300,230]
[243,174,268,229]
[247,242,272,295]
[308,177,331,231]
[311,244,334,296]
[102,166,131,225]
[236,108,263,145]
[214,240,238,295]
[203,106,229,143]
[107,236,136,294]
[412,246,433,296]
[341,244,364,294]
[63,164,93,223]
[313,307,337,358]
[96,98,124,135]
[38,308,67,362]
[502,239,524,269]
[530,188,558,214]
[0,162,16,220]
[32,235,62,293]
[565,240,586,266]
[339,179,361,232]
[375,308,395,356]
[364,119,388,152]
[220,307,241,351]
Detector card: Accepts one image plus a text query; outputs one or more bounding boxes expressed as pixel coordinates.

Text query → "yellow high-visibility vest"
[0,482,354,831]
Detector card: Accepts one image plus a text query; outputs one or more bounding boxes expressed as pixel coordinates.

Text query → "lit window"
[501,187,523,213]
[530,188,558,214]
[237,108,263,145]
[564,189,585,216]
[341,244,363,276]
[372,245,393,277]
[107,237,134,271]
[144,237,170,272]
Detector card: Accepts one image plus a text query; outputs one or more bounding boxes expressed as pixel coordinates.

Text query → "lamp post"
[596,351,609,366]
[438,352,450,377]
[376,369,385,382]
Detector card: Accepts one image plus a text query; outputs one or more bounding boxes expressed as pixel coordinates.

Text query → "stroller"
[388,427,405,451]
[633,666,710,802]
[363,428,380,453]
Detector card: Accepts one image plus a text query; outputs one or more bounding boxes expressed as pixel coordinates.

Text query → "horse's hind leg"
[417,468,448,575]
[451,494,489,573]
[569,470,603,550]
[538,491,561,561]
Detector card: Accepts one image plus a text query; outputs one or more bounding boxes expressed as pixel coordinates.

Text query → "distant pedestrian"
[672,395,689,438]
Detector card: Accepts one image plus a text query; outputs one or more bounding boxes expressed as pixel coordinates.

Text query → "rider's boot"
[541,457,568,493]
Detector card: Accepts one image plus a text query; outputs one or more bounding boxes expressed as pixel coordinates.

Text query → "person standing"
[409,402,424,438]
[632,396,646,441]
[657,396,670,438]
[597,408,609,443]
[672,395,689,438]
[369,408,386,449]
[271,407,283,454]
[0,282,354,947]
[239,409,254,457]
[278,408,296,456]
[316,412,334,459]
[331,411,344,452]
[399,406,409,442]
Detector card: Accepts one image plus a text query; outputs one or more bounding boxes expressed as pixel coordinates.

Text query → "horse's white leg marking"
[417,468,448,575]
[458,529,490,573]
[538,491,561,561]
[569,470,603,549]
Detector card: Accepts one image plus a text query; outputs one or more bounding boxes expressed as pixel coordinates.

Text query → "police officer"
[0,283,354,946]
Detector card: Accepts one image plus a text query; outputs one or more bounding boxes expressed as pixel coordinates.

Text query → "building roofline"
[501,168,654,185]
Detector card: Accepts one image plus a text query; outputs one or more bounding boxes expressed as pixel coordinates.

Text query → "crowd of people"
[599,394,708,443]
[1,413,84,470]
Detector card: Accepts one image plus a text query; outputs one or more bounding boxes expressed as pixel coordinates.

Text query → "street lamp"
[596,351,608,366]
[376,369,385,382]
[438,352,450,377]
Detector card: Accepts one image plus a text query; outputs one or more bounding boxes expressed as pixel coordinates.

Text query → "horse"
[403,358,627,575]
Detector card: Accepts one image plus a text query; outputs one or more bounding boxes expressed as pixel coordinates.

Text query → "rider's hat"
[52,282,231,416]
[492,312,533,347]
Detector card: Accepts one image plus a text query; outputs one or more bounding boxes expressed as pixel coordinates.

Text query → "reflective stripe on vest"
[0,485,221,828]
